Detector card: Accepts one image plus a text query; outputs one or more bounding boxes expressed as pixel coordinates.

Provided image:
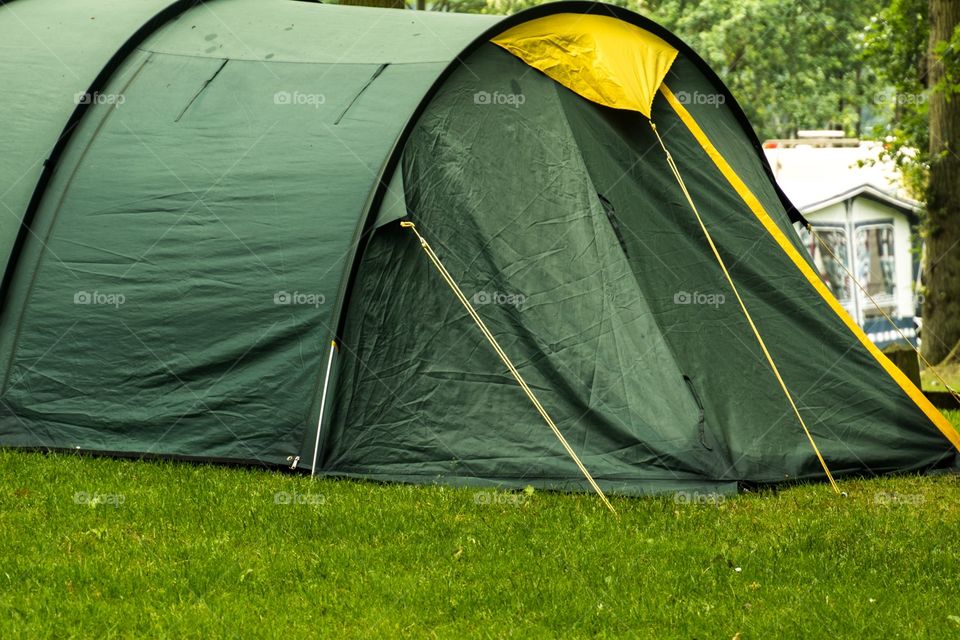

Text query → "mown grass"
[922,361,960,393]
[3,412,960,639]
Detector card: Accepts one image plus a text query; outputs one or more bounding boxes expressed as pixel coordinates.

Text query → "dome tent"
[1,0,957,496]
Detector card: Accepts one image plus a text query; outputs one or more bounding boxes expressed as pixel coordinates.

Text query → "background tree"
[867,0,960,363]
[637,0,883,140]
[924,0,960,363]
[339,0,404,7]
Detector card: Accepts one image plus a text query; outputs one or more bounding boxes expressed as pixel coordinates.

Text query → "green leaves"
[862,0,931,197]
[640,0,885,140]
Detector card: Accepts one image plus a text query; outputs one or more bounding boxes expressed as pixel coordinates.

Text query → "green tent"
[1,0,957,496]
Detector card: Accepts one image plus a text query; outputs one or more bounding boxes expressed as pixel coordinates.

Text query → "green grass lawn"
[3,412,960,639]
[922,361,960,393]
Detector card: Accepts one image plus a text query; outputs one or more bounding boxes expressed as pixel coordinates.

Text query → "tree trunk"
[923,0,960,364]
[338,0,404,8]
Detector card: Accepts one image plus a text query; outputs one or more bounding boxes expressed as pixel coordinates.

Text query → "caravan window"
[800,226,852,304]
[855,224,896,300]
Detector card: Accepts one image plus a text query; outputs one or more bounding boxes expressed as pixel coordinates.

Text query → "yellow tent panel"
[492,13,678,117]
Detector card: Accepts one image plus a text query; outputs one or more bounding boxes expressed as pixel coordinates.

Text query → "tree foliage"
[638,0,884,140]
[445,0,883,140]
[865,0,960,362]
[862,0,931,195]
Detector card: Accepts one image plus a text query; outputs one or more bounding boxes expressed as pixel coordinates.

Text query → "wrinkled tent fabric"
[0,0,957,495]
[0,0,501,466]
[325,43,960,492]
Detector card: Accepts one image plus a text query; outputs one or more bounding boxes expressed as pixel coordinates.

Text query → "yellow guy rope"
[400,220,617,515]
[807,224,960,405]
[648,121,841,494]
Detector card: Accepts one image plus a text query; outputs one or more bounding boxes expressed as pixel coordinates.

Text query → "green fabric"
[663,58,811,254]
[325,45,722,492]
[565,61,954,480]
[375,169,407,228]
[0,0,171,281]
[323,44,955,492]
[0,1,480,464]
[0,3,953,493]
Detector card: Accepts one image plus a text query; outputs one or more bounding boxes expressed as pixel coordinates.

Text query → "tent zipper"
[683,375,711,451]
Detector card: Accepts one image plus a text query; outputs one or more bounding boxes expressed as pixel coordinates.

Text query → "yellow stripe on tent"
[492,14,678,118]
[658,82,960,453]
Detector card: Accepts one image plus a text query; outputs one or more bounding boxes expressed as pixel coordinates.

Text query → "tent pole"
[310,340,338,477]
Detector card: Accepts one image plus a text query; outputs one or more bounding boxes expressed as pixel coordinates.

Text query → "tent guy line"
[648,119,840,494]
[401,219,618,513]
[808,224,960,407]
